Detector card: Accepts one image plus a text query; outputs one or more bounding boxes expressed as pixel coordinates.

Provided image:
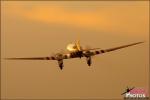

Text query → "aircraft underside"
[57,52,92,70]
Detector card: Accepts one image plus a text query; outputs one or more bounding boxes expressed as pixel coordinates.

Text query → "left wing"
[91,42,144,56]
[82,48,101,51]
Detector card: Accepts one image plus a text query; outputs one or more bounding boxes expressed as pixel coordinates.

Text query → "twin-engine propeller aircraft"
[6,41,144,70]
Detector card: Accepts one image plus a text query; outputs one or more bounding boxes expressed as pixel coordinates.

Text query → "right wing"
[5,54,80,60]
[5,56,56,60]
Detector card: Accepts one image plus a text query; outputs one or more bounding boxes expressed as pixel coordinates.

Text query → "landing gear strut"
[58,59,63,70]
[86,56,91,66]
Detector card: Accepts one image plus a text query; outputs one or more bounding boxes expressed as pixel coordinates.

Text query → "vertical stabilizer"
[76,40,81,51]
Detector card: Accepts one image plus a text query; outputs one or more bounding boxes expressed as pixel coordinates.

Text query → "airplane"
[121,86,135,95]
[6,41,144,70]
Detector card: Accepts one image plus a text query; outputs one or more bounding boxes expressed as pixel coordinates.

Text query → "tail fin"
[75,40,81,51]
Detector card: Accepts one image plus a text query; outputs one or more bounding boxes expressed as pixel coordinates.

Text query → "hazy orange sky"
[1,1,149,99]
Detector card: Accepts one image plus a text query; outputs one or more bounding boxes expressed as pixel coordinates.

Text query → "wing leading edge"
[5,56,56,60]
[91,41,144,56]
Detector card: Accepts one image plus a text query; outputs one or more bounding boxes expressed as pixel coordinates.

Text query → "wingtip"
[4,58,16,60]
[140,41,145,43]
[135,41,145,45]
[4,58,10,60]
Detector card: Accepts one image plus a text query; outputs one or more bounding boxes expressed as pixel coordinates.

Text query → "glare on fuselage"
[66,43,78,52]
